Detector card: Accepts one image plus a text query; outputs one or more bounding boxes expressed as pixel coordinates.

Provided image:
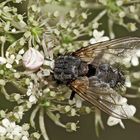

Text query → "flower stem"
[46,111,66,128]
[93,9,107,23]
[39,108,50,140]
[95,108,104,137]
[30,106,40,128]
[131,116,140,123]
[108,19,115,39]
[10,81,27,94]
[1,40,5,57]
[1,86,10,100]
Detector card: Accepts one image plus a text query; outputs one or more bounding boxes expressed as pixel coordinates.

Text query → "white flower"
[121,49,140,67]
[107,116,125,129]
[26,82,39,104]
[107,104,136,128]
[29,95,37,103]
[89,29,109,44]
[23,47,44,71]
[0,118,29,139]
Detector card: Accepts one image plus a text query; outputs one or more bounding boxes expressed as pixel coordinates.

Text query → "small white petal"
[10,122,16,128]
[93,30,104,39]
[89,38,97,44]
[122,104,136,118]
[0,57,6,64]
[26,89,32,96]
[15,59,19,64]
[19,49,25,55]
[107,116,120,126]
[6,133,14,139]
[107,116,125,129]
[43,60,54,69]
[92,22,99,29]
[125,80,131,88]
[10,54,15,60]
[131,56,139,66]
[128,105,136,116]
[69,98,76,105]
[98,36,109,42]
[136,49,140,57]
[0,126,6,135]
[125,76,131,88]
[117,96,127,104]
[29,95,37,103]
[22,136,29,140]
[6,52,9,58]
[2,118,10,128]
[12,126,22,136]
[76,99,82,108]
[16,54,23,60]
[11,28,16,33]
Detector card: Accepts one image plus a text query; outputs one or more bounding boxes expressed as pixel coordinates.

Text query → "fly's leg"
[70,91,76,100]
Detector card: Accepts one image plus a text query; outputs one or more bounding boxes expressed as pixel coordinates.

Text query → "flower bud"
[66,122,77,132]
[23,48,44,71]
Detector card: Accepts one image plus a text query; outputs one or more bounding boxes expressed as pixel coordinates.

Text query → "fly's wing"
[70,76,135,119]
[72,37,140,65]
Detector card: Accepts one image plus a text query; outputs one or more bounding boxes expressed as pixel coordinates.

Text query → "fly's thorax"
[54,55,88,83]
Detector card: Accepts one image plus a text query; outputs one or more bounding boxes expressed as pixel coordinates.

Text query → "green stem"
[108,18,115,39]
[131,116,140,123]
[46,111,66,128]
[10,81,27,94]
[39,108,50,140]
[1,0,12,7]
[1,41,5,57]
[30,106,40,128]
[95,108,104,137]
[1,86,10,100]
[86,3,104,9]
[93,9,107,23]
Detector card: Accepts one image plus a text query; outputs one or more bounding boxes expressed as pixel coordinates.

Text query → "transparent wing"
[70,76,135,119]
[73,37,140,65]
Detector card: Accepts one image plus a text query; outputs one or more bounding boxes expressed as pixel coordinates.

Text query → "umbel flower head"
[23,47,44,71]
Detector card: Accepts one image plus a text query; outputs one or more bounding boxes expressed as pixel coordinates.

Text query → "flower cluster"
[0,118,29,140]
[0,0,140,140]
